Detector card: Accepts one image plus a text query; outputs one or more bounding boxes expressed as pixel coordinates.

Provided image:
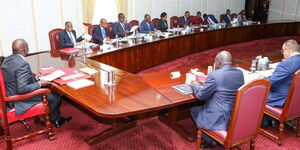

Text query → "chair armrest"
[4,88,51,102]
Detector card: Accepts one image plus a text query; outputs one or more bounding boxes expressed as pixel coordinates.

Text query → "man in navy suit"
[92,18,109,43]
[112,13,131,37]
[140,14,155,34]
[157,12,168,32]
[203,14,219,25]
[59,21,84,49]
[265,40,300,107]
[178,11,192,27]
[190,51,244,147]
[223,9,232,24]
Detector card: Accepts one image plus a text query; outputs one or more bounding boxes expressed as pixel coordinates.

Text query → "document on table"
[237,67,275,83]
[39,70,66,81]
[67,79,95,90]
[172,84,193,95]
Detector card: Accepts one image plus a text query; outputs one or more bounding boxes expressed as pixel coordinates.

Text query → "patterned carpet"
[1,36,300,150]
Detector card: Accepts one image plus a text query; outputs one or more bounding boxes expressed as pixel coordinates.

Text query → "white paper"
[80,67,98,75]
[170,71,181,79]
[39,70,66,81]
[67,79,95,90]
[130,25,139,32]
[185,73,196,85]
[83,34,92,41]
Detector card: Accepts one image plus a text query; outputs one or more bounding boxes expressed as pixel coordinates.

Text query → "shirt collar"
[18,54,25,60]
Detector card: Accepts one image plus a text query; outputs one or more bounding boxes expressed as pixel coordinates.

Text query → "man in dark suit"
[112,13,131,37]
[190,51,244,148]
[223,9,232,24]
[92,18,110,43]
[259,0,269,23]
[178,11,192,27]
[203,14,218,25]
[59,21,84,49]
[156,12,168,32]
[140,14,155,34]
[2,39,72,127]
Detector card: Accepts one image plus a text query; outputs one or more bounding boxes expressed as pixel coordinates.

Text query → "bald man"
[190,51,244,147]
[2,39,71,127]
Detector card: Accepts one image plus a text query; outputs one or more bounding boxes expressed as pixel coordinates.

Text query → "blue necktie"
[102,28,106,38]
[146,22,150,31]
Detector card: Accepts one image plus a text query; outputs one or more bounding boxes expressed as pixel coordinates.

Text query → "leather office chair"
[197,79,271,150]
[107,22,114,39]
[48,28,63,51]
[0,69,56,150]
[152,18,159,29]
[88,25,98,43]
[170,16,179,29]
[129,20,139,32]
[259,69,300,146]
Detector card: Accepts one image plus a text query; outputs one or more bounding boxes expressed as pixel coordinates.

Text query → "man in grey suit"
[190,51,244,148]
[1,39,71,127]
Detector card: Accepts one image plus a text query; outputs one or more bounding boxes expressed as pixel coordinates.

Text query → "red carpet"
[1,36,300,150]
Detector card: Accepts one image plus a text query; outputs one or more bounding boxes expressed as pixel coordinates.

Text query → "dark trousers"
[46,92,61,122]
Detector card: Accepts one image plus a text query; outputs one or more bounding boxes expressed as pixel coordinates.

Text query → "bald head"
[12,39,29,56]
[283,39,299,52]
[215,51,232,69]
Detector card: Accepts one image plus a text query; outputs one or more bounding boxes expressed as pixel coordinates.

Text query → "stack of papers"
[67,79,95,90]
[39,70,66,81]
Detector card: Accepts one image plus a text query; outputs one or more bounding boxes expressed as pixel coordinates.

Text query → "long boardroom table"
[26,21,299,145]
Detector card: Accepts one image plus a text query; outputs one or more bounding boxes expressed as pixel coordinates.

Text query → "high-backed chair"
[107,22,114,39]
[48,28,63,51]
[259,69,300,146]
[129,20,139,27]
[0,69,56,150]
[88,25,98,43]
[170,16,179,29]
[197,79,271,150]
[152,18,159,29]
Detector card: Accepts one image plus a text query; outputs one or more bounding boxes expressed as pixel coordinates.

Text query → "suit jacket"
[139,20,154,34]
[266,54,300,107]
[223,14,231,24]
[92,26,109,43]
[191,65,244,130]
[156,19,168,32]
[2,54,43,115]
[205,15,219,25]
[59,29,84,49]
[178,16,192,27]
[112,21,131,37]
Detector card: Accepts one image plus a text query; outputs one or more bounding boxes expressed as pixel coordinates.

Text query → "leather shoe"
[53,116,72,128]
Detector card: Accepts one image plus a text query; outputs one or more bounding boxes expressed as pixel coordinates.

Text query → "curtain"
[82,0,96,27]
[115,0,128,16]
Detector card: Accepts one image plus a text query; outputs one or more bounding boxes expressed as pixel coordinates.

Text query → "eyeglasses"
[281,48,287,54]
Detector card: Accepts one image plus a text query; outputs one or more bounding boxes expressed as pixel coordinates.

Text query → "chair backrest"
[282,70,300,119]
[129,20,139,27]
[48,28,63,51]
[170,16,179,29]
[107,22,114,39]
[226,79,271,144]
[0,69,7,120]
[88,25,98,43]
[152,18,159,28]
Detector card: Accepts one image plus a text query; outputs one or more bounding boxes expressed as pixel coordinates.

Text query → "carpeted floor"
[1,36,300,150]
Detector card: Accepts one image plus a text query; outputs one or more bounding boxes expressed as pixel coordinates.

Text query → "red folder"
[39,68,57,76]
[52,68,91,85]
[60,47,79,54]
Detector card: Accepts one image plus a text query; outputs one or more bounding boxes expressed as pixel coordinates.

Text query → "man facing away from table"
[190,51,244,148]
[2,39,72,128]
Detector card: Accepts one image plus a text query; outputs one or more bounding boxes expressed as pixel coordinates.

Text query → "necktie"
[102,28,106,38]
[146,22,150,31]
[68,32,76,44]
[120,22,125,31]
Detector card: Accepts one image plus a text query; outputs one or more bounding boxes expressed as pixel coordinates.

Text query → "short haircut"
[65,21,72,25]
[160,12,167,18]
[185,11,190,14]
[144,14,150,19]
[203,14,208,18]
[100,18,107,23]
[284,39,299,52]
[118,13,124,18]
[197,11,201,15]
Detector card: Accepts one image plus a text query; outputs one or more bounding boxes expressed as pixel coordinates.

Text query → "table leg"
[86,118,137,145]
[159,107,194,141]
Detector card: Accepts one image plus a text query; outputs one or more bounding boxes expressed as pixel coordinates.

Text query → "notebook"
[172,84,193,95]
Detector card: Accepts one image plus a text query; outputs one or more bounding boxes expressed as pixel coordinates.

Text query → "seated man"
[190,51,244,148]
[112,13,131,38]
[92,18,110,43]
[140,14,155,34]
[179,11,192,27]
[203,14,218,25]
[223,9,232,24]
[157,12,168,32]
[2,39,72,127]
[191,11,205,25]
[59,21,84,49]
[238,10,247,22]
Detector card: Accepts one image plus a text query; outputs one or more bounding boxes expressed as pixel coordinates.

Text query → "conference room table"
[26,21,299,145]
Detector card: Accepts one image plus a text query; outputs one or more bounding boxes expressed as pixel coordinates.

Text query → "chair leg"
[20,120,33,133]
[297,118,300,137]
[43,114,56,141]
[196,129,202,150]
[250,138,255,150]
[278,122,284,146]
[4,125,12,150]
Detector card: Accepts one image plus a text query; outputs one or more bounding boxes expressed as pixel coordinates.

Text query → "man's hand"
[75,42,81,46]
[124,30,130,34]
[190,79,203,86]
[39,80,51,87]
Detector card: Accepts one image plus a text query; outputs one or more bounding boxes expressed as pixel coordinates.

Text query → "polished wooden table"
[25,21,298,145]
